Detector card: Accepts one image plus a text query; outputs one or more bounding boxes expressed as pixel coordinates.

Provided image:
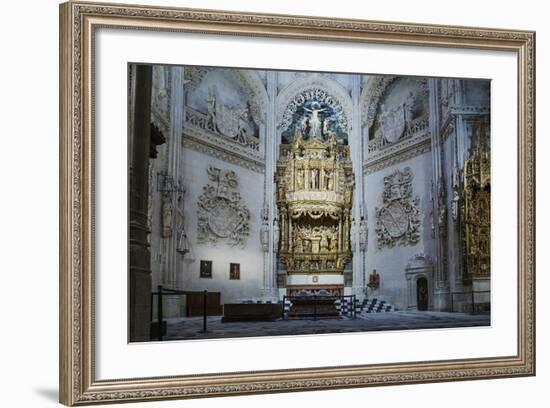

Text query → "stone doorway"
[416,277,429,311]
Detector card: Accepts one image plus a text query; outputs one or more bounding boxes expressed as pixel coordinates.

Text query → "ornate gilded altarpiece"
[276,131,354,295]
[461,126,491,281]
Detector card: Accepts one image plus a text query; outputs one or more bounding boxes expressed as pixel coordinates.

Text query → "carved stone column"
[129,64,153,342]
[350,75,365,299]
[263,70,278,300]
[428,78,450,310]
[166,66,185,288]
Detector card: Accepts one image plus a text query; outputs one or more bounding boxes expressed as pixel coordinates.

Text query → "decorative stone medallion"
[197,166,250,247]
[375,167,421,248]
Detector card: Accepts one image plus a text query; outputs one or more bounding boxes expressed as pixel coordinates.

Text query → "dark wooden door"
[416,277,429,311]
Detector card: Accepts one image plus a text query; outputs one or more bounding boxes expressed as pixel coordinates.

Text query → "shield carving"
[207,201,242,238]
[215,103,240,138]
[378,201,408,238]
[380,105,405,144]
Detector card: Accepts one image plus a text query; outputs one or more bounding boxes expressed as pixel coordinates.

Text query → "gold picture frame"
[59,1,535,405]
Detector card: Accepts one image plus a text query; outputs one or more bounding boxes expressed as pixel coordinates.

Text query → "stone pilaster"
[350,75,366,300]
[262,70,279,301]
[428,78,450,310]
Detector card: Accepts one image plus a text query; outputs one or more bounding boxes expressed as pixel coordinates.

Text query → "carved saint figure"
[206,88,219,133]
[323,169,334,191]
[329,229,338,251]
[304,104,327,139]
[273,216,280,252]
[296,169,305,190]
[320,228,329,252]
[311,168,319,189]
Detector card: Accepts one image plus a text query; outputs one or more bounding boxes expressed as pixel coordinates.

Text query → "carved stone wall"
[375,167,421,248]
[197,166,250,247]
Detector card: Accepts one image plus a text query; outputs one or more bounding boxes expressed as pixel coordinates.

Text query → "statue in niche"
[273,213,280,252]
[206,87,219,133]
[320,228,329,252]
[311,168,319,189]
[296,169,305,190]
[304,104,327,139]
[329,229,338,252]
[236,101,258,145]
[161,191,173,238]
[324,170,334,191]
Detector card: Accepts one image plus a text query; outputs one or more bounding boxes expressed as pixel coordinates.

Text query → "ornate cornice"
[183,128,265,174]
[363,136,431,175]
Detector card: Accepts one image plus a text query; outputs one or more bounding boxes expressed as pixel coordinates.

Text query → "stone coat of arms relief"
[197,166,250,247]
[375,167,421,248]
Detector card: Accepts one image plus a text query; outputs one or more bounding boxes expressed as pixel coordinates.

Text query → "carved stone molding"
[197,166,250,247]
[375,167,421,248]
[183,127,265,174]
[363,136,431,175]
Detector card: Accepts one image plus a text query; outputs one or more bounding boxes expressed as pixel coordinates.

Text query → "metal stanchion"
[157,285,163,341]
[313,294,317,321]
[199,290,208,333]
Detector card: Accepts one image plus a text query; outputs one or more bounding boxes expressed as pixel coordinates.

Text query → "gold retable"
[276,132,354,282]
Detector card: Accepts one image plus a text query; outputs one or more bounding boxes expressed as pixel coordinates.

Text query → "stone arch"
[405,253,434,310]
[360,76,429,140]
[276,73,353,136]
[185,67,268,125]
[360,76,397,130]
